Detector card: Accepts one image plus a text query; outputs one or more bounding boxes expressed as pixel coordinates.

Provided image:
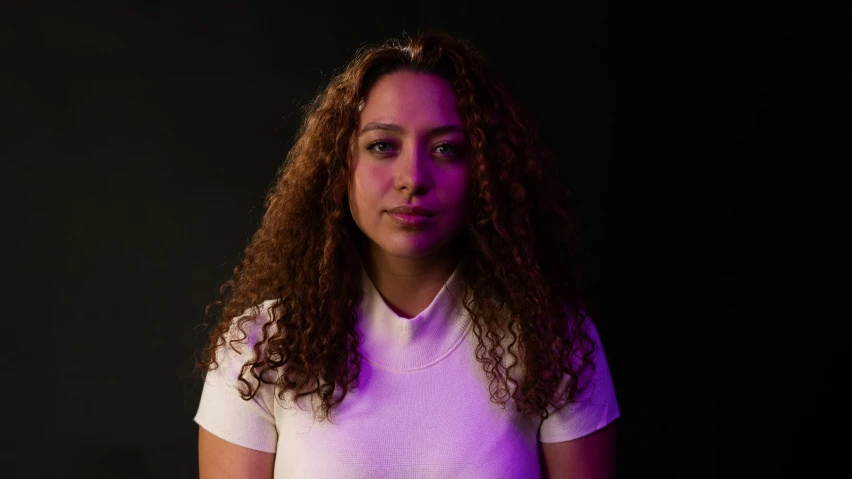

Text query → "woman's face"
[348,70,470,261]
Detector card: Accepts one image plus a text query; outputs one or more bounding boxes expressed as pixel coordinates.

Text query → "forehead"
[359,71,461,126]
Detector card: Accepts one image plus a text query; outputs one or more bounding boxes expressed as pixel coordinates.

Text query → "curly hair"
[194,31,598,424]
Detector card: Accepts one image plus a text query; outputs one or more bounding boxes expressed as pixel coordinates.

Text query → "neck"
[362,241,462,319]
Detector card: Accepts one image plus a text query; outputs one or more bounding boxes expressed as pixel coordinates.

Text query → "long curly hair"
[195,31,598,424]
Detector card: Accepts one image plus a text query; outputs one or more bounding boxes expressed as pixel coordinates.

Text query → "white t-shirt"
[194,262,620,478]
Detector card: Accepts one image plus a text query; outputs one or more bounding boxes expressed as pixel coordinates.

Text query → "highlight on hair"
[194,31,598,424]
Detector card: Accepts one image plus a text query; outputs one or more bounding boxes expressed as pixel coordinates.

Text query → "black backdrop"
[5,1,848,478]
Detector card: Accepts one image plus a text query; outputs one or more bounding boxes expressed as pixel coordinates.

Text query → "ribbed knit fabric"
[194,261,620,478]
[354,262,471,371]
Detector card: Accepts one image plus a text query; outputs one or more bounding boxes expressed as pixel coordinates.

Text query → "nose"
[393,144,431,197]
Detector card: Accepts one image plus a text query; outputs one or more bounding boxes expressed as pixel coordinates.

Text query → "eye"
[433,142,463,157]
[366,140,395,154]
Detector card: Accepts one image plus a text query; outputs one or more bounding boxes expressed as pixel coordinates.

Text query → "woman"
[194,31,619,478]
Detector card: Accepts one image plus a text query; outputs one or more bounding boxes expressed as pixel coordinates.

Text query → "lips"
[387,205,437,216]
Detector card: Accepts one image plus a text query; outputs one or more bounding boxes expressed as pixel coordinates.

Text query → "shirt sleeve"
[538,318,621,443]
[194,303,279,453]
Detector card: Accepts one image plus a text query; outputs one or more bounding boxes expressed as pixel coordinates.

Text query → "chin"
[384,245,439,259]
[375,236,446,259]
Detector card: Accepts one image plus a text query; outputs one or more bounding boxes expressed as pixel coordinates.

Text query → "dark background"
[4,1,848,478]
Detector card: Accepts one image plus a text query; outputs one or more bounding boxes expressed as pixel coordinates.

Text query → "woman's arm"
[539,422,616,479]
[199,426,275,479]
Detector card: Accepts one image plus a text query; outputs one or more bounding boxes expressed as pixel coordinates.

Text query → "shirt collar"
[354,260,471,371]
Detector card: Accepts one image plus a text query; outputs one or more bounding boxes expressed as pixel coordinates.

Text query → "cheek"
[455,171,473,220]
[443,169,471,203]
[347,184,357,216]
[350,164,383,212]
[348,170,368,219]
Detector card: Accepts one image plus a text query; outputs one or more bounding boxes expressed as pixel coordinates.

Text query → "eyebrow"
[358,122,465,137]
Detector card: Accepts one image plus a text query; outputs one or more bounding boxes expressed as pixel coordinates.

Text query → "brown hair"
[195,31,598,423]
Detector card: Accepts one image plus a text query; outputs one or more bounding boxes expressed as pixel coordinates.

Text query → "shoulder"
[223,299,283,346]
[558,302,602,346]
[215,299,284,368]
